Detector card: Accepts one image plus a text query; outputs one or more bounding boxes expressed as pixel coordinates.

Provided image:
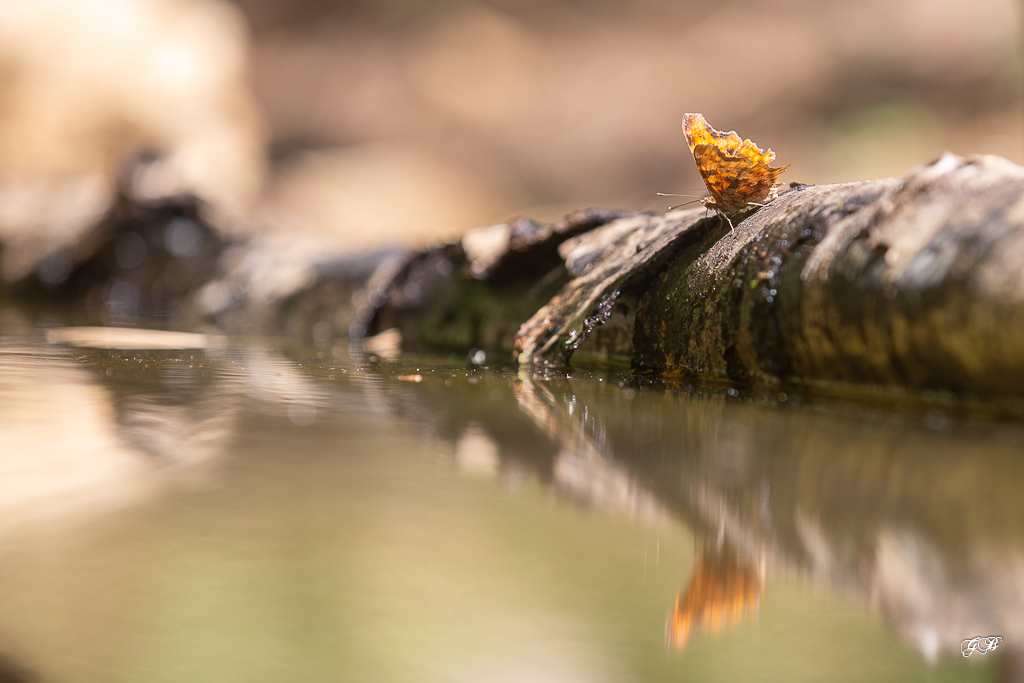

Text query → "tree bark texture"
[515,153,1024,399]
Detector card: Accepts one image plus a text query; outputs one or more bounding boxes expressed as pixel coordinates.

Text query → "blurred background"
[0,0,1022,257]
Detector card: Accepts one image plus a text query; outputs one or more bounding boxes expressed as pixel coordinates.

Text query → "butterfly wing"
[691,143,790,213]
[683,113,789,213]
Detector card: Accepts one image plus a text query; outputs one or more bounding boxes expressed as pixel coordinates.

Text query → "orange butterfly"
[681,113,790,230]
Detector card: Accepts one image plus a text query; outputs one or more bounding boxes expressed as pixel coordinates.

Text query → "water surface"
[0,315,1016,682]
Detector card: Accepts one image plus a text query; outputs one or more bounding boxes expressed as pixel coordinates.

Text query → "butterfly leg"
[718,210,734,232]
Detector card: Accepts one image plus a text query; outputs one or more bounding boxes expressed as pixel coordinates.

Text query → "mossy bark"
[516,153,1024,400]
[631,180,895,381]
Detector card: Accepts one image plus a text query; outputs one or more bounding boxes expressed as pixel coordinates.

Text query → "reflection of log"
[506,374,1024,665]
[580,383,1024,664]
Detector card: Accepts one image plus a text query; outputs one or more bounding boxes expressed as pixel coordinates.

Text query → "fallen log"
[514,153,1024,400]
[8,153,1024,402]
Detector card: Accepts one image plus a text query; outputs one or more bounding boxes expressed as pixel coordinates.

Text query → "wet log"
[515,153,1024,400]
[7,152,1024,401]
[365,208,636,353]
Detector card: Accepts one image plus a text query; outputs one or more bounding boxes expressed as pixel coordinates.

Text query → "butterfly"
[680,113,790,230]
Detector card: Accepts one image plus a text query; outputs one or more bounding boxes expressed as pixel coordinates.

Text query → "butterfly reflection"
[666,541,764,651]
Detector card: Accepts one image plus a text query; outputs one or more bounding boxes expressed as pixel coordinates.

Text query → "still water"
[0,314,1017,682]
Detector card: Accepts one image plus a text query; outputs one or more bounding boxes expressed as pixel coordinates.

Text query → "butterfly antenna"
[657,193,706,212]
[665,199,702,211]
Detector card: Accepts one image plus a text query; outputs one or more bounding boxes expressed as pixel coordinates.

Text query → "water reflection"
[665,542,763,652]
[0,317,1016,680]
[509,371,1024,675]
